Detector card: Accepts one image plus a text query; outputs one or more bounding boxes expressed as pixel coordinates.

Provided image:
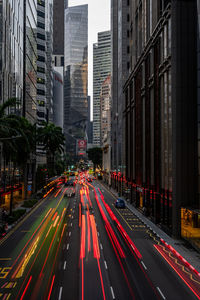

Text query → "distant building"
[87,96,93,144]
[93,31,111,146]
[53,0,64,67]
[53,67,64,129]
[64,4,88,157]
[100,75,111,185]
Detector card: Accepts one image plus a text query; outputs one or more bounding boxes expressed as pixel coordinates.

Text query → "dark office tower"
[93,31,111,146]
[23,0,38,123]
[87,96,93,144]
[0,0,24,109]
[123,0,197,240]
[64,4,88,157]
[110,0,128,187]
[53,0,64,67]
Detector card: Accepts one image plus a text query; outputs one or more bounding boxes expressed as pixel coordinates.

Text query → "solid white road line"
[104,261,108,269]
[63,261,67,270]
[110,286,115,299]
[58,287,63,300]
[141,261,147,270]
[156,287,166,299]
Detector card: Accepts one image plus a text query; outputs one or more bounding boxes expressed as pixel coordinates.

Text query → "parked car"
[115,198,125,209]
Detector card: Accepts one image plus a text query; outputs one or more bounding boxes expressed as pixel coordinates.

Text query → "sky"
[68,0,111,118]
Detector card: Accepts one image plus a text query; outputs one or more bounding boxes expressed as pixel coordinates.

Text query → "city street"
[0,179,199,299]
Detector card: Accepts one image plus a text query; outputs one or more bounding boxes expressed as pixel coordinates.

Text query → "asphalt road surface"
[0,178,199,300]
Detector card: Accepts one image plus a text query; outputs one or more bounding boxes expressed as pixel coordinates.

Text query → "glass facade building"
[0,0,24,108]
[64,4,88,156]
[93,31,111,146]
[122,0,197,240]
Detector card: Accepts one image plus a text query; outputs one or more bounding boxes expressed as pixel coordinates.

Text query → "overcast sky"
[68,0,111,118]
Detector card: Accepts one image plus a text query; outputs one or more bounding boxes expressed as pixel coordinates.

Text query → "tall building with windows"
[110,0,128,184]
[37,0,47,126]
[36,0,53,163]
[93,31,111,146]
[45,0,54,123]
[123,0,197,240]
[0,0,24,109]
[53,0,64,67]
[24,0,38,123]
[64,4,88,157]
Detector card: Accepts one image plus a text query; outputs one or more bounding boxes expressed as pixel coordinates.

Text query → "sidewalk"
[101,182,200,273]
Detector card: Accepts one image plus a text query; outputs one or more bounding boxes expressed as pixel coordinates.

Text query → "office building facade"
[101,75,111,185]
[24,0,38,123]
[64,4,88,156]
[93,31,111,146]
[110,0,128,186]
[123,0,197,239]
[0,0,24,109]
[53,67,64,129]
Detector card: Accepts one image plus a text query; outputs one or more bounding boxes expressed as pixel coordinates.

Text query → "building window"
[37,66,45,73]
[37,44,45,51]
[37,22,45,29]
[37,89,45,95]
[37,77,45,84]
[37,33,45,40]
[38,55,45,62]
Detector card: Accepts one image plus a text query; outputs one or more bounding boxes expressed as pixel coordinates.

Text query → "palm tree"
[37,122,65,175]
[0,98,36,213]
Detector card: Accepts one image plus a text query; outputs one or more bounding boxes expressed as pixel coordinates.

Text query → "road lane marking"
[0,258,11,261]
[71,223,73,227]
[104,261,108,269]
[110,286,115,299]
[141,261,147,270]
[63,261,66,270]
[100,244,103,250]
[69,232,71,237]
[156,287,166,299]
[58,287,63,300]
[67,244,69,250]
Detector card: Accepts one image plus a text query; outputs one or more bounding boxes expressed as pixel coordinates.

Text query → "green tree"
[87,147,102,168]
[37,122,65,175]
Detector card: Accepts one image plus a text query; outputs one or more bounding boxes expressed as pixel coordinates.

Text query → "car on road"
[115,198,125,209]
[87,178,92,182]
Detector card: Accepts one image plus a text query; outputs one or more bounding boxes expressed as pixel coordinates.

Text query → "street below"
[0,178,199,300]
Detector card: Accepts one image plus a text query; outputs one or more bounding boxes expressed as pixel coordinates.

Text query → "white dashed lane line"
[69,232,71,237]
[110,286,115,299]
[100,244,103,250]
[156,287,166,299]
[104,261,108,269]
[67,243,69,250]
[71,223,73,227]
[58,287,63,300]
[141,261,147,270]
[63,261,67,270]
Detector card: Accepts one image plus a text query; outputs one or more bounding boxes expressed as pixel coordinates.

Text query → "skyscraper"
[24,0,38,123]
[64,4,88,156]
[123,0,197,240]
[0,0,24,109]
[93,31,111,146]
[53,0,64,67]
